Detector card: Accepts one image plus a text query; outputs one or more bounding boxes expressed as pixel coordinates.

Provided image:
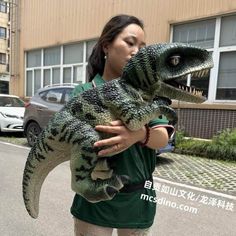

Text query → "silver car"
[23,84,76,146]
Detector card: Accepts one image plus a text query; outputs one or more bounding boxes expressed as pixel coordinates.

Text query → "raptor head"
[122,43,214,103]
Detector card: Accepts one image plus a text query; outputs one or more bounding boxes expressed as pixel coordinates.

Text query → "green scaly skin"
[22,43,213,218]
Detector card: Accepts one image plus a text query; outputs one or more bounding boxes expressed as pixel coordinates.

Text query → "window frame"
[171,15,236,103]
[25,39,97,97]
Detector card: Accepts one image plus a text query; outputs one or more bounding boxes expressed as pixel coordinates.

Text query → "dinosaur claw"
[106,186,119,197]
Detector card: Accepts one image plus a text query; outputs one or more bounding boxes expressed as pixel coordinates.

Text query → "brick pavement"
[153,152,236,196]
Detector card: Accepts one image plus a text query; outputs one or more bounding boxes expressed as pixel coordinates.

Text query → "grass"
[175,128,236,162]
[0,132,29,147]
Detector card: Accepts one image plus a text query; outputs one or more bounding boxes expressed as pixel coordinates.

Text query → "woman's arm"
[94,120,171,156]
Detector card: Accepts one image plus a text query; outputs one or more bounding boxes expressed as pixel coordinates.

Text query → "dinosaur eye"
[168,55,181,66]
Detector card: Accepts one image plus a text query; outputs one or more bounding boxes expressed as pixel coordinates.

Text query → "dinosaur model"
[22,43,213,218]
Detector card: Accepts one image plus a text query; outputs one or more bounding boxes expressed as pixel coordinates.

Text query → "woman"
[71,14,173,236]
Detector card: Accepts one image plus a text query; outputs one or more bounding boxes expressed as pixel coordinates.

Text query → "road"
[0,141,235,236]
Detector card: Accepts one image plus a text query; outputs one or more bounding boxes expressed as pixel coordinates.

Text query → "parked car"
[23,84,76,146]
[154,96,176,156]
[0,94,25,133]
[156,131,175,156]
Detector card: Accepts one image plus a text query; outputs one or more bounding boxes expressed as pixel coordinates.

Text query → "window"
[172,15,236,101]
[220,15,236,47]
[52,67,60,84]
[173,19,215,49]
[43,89,63,104]
[27,50,41,68]
[0,27,6,38]
[43,69,50,87]
[63,43,83,64]
[216,51,236,100]
[25,40,97,97]
[0,81,9,94]
[39,88,73,104]
[86,40,97,60]
[44,46,60,66]
[26,71,33,97]
[0,53,6,64]
[0,2,7,13]
[73,65,83,84]
[63,67,71,83]
[34,69,41,94]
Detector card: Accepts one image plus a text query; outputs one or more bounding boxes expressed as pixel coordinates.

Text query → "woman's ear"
[103,43,109,56]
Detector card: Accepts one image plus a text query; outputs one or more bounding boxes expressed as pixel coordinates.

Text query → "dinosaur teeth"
[177,81,203,97]
[191,69,210,78]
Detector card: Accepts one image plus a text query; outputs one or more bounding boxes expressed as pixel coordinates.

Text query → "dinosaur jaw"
[160,68,211,103]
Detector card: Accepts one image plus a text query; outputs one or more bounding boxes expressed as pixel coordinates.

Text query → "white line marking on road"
[1,140,235,200]
[0,141,31,150]
[154,176,236,200]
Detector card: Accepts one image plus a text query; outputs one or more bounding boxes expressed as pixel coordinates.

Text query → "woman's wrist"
[138,124,150,147]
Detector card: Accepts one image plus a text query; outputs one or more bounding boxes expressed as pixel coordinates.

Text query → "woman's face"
[103,23,146,80]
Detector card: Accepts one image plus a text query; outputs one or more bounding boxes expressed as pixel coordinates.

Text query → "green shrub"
[174,128,236,162]
[212,128,236,146]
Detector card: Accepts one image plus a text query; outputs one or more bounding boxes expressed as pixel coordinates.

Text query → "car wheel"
[26,122,42,147]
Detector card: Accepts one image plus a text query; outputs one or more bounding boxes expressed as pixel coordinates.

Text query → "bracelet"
[139,124,150,147]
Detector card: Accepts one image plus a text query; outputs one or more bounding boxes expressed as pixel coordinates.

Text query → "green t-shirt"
[70,74,168,228]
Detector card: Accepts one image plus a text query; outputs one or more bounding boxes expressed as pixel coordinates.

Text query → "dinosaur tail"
[22,130,70,218]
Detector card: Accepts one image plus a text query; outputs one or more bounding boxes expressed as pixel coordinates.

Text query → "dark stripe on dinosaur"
[45,143,54,152]
[125,112,142,125]
[85,113,96,121]
[67,132,74,143]
[37,142,43,153]
[81,154,94,166]
[38,153,46,159]
[72,137,85,145]
[59,130,69,142]
[50,127,59,136]
[27,161,36,169]
[24,174,31,180]
[75,175,86,181]
[71,101,84,114]
[22,180,29,187]
[61,123,68,133]
[81,146,94,153]
[81,89,108,112]
[24,168,33,174]
[41,140,48,153]
[76,165,93,172]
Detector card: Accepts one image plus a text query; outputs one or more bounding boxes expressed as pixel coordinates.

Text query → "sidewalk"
[154,152,236,196]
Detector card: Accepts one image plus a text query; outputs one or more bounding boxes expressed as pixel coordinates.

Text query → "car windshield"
[0,96,25,107]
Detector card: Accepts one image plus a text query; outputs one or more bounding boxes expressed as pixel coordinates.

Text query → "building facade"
[0,1,10,94]
[10,0,236,138]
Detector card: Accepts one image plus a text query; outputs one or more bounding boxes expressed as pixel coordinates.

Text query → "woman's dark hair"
[87,14,144,81]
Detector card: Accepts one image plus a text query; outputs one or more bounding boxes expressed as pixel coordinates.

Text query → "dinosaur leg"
[70,128,129,202]
[91,158,113,180]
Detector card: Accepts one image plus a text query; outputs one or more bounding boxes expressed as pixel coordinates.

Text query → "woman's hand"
[94,120,146,156]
